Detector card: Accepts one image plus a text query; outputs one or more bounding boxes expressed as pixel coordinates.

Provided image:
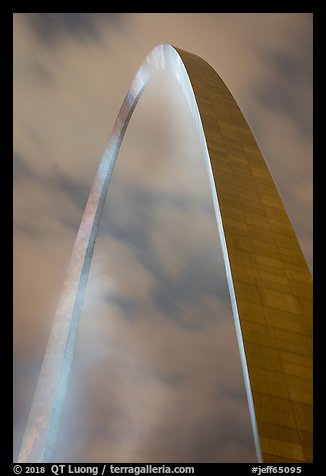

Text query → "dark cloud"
[95,181,229,331]
[13,221,45,239]
[220,381,250,403]
[24,13,124,45]
[192,413,256,462]
[253,44,312,138]
[13,152,37,182]
[51,169,90,216]
[151,264,227,331]
[105,294,141,318]
[14,152,90,234]
[29,60,54,85]
[99,187,155,250]
[99,184,213,253]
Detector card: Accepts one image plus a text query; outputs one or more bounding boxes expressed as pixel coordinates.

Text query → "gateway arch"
[17,44,312,463]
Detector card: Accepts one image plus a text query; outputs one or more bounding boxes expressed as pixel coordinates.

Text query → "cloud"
[52,295,254,462]
[13,152,38,182]
[13,151,90,237]
[13,13,312,462]
[22,13,124,45]
[253,38,312,139]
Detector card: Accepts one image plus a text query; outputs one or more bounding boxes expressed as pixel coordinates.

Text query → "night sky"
[13,13,312,463]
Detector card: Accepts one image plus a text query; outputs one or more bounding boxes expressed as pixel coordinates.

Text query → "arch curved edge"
[17,44,312,464]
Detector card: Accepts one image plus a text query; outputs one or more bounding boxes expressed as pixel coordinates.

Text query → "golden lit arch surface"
[18,44,312,463]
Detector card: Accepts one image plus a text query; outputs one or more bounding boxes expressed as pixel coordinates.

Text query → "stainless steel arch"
[17,44,312,463]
